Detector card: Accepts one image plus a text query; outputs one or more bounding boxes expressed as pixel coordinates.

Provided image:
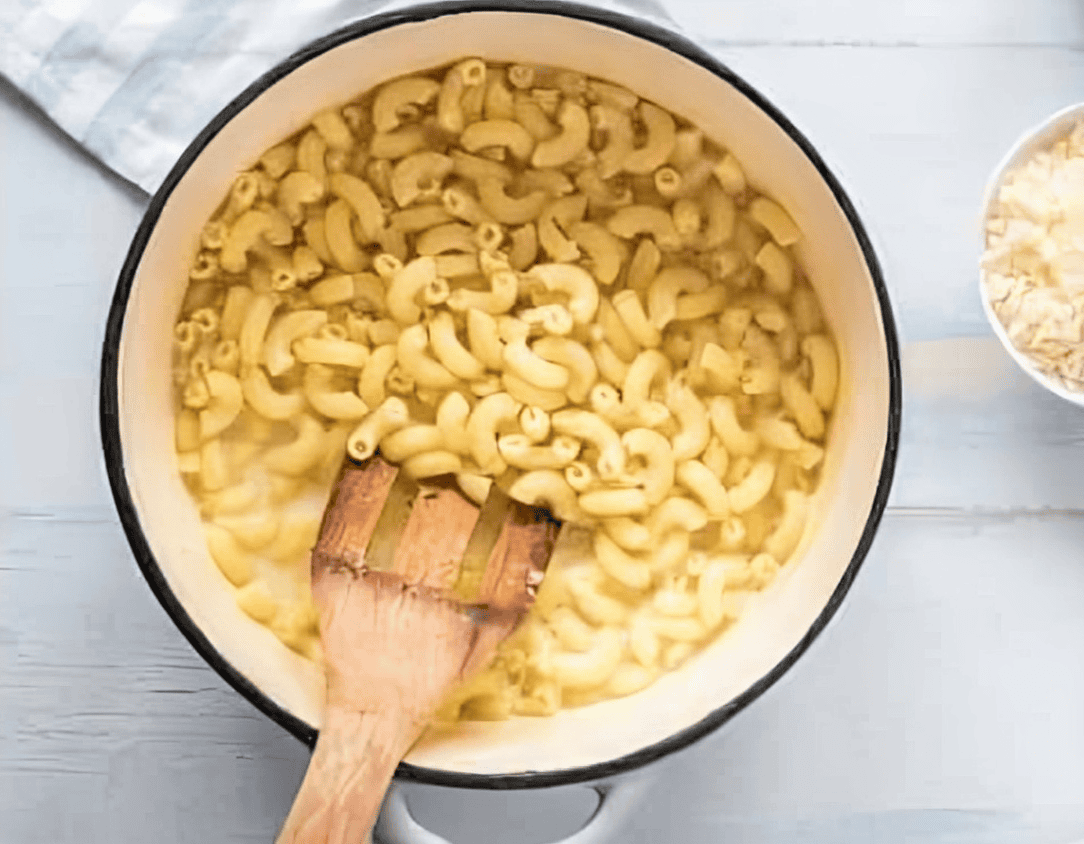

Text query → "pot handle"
[372,776,652,844]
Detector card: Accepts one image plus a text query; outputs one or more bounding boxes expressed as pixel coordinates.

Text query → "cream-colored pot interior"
[113,9,894,778]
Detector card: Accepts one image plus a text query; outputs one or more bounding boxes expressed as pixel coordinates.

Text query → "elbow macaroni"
[171,56,839,722]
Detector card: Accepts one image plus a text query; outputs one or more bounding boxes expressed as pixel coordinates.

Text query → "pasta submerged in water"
[171,58,840,719]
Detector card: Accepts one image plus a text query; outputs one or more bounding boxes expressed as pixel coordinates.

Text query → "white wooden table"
[5,2,1084,841]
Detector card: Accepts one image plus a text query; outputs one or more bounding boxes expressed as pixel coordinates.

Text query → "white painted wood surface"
[4,1,1084,840]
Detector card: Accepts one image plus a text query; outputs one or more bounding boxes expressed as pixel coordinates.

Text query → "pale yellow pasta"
[346,397,410,461]
[323,199,368,272]
[537,195,586,263]
[764,489,809,562]
[647,266,709,330]
[435,252,481,278]
[531,337,597,403]
[748,196,801,247]
[456,472,493,506]
[367,319,402,346]
[532,101,591,169]
[667,381,710,461]
[547,606,594,652]
[219,286,255,342]
[593,530,651,590]
[727,459,776,514]
[263,414,326,475]
[276,171,324,227]
[696,559,729,629]
[526,262,599,324]
[296,129,327,184]
[236,581,279,624]
[551,627,623,690]
[302,363,369,419]
[379,424,445,463]
[501,371,567,412]
[592,104,634,179]
[700,342,742,393]
[199,437,229,492]
[519,405,550,443]
[260,142,295,179]
[263,310,327,376]
[403,450,462,479]
[708,395,759,457]
[215,508,280,551]
[606,204,681,250]
[194,371,243,444]
[477,177,549,225]
[391,151,454,208]
[416,219,476,255]
[551,409,624,479]
[601,517,652,551]
[780,373,825,439]
[514,96,559,141]
[392,204,454,233]
[293,336,370,369]
[329,172,385,243]
[433,392,472,455]
[397,324,459,390]
[565,573,627,626]
[502,338,570,391]
[653,580,698,616]
[713,153,746,194]
[383,255,435,324]
[466,391,520,474]
[446,265,518,314]
[611,290,661,349]
[802,334,839,411]
[508,222,539,270]
[498,434,580,470]
[595,297,638,362]
[240,366,304,421]
[372,76,441,132]
[676,459,730,517]
[426,311,485,381]
[237,294,278,369]
[676,287,728,323]
[623,101,675,174]
[460,119,535,161]
[220,209,292,273]
[465,308,505,369]
[622,349,671,407]
[564,461,595,492]
[205,523,253,587]
[484,74,516,121]
[173,56,840,718]
[370,126,427,160]
[755,241,794,296]
[507,470,582,522]
[621,428,674,506]
[579,487,649,518]
[701,182,736,249]
[591,341,631,387]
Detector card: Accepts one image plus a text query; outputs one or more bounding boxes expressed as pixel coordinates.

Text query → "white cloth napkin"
[0,0,677,193]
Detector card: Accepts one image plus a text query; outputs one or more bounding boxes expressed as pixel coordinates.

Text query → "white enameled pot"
[100,2,901,839]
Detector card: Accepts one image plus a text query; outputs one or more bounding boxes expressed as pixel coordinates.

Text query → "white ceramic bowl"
[979,101,1084,407]
[101,1,900,790]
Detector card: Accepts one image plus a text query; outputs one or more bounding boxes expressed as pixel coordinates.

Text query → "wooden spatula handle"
[275,704,420,844]
[275,457,559,842]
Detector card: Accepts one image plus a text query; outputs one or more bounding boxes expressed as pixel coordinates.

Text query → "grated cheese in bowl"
[980,112,1084,400]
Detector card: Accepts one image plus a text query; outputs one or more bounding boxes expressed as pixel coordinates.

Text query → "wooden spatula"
[275,455,561,843]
